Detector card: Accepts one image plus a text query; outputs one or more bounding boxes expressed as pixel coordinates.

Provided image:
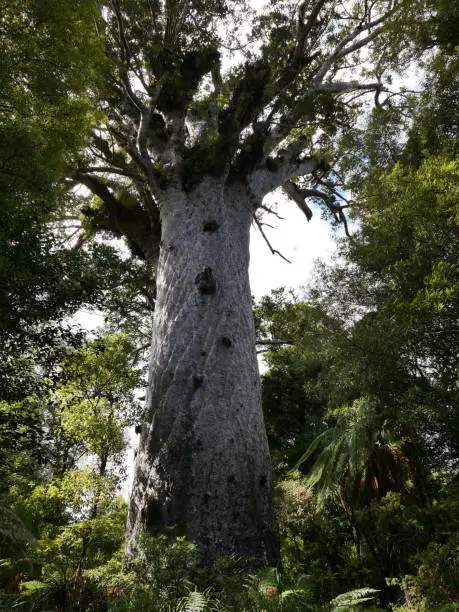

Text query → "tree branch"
[90,132,139,175]
[110,0,145,113]
[316,81,382,93]
[73,172,161,264]
[256,338,296,353]
[258,202,286,220]
[249,145,321,201]
[253,214,292,264]
[136,76,168,156]
[81,165,143,179]
[282,180,321,221]
[282,177,352,237]
[256,339,295,346]
[313,4,396,85]
[299,0,328,48]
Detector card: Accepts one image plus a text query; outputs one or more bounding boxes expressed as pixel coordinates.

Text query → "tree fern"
[293,397,390,505]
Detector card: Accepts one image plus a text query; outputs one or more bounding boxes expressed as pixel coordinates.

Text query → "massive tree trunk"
[126,177,278,564]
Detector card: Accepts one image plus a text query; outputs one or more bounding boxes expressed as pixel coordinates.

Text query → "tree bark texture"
[126,178,278,564]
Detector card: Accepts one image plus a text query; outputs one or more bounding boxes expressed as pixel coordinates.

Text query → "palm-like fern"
[294,397,409,507]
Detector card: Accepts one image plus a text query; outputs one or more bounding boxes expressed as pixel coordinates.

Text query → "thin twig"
[259,203,286,220]
[253,215,292,264]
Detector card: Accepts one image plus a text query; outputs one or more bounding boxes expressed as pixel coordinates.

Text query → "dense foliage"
[255,25,458,609]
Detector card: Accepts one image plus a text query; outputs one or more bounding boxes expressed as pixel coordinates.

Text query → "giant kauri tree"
[68,0,410,563]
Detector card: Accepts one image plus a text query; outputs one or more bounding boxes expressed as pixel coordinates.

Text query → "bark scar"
[203,220,219,232]
[195,267,216,295]
[193,375,203,389]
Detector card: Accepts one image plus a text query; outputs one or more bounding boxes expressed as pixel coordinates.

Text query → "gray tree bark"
[126,177,278,564]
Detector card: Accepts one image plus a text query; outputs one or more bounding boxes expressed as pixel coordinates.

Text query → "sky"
[249,192,337,300]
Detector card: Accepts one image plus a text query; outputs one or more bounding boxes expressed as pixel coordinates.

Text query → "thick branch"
[161,111,187,179]
[299,0,328,50]
[261,4,397,154]
[218,59,272,155]
[215,2,396,173]
[334,26,385,64]
[249,146,321,201]
[164,0,190,43]
[136,75,168,156]
[316,81,382,93]
[107,116,148,173]
[111,0,145,113]
[73,172,161,264]
[262,75,382,158]
[82,165,143,179]
[282,181,317,221]
[273,0,326,92]
[282,179,351,237]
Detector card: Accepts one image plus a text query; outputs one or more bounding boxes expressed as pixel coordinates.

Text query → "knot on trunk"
[193,375,204,389]
[203,220,219,232]
[195,267,216,295]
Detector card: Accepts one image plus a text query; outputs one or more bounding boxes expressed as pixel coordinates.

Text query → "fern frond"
[330,586,380,609]
[292,429,333,473]
[298,397,389,503]
[244,566,279,594]
[175,587,218,611]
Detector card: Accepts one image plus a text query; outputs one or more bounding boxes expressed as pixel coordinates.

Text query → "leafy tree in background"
[0,0,154,404]
[306,155,458,607]
[0,0,103,333]
[52,333,141,481]
[0,11,156,560]
[255,291,332,476]
[0,333,140,609]
[258,23,458,604]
